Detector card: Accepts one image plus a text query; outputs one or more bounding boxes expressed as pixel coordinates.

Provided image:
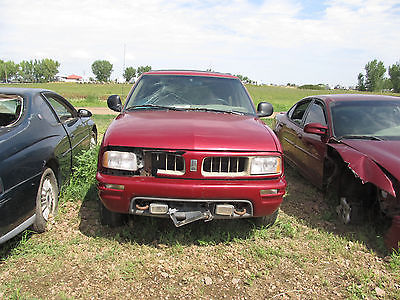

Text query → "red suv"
[96,70,286,227]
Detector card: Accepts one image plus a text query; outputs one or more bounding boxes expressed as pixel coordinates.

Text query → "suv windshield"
[331,100,400,140]
[125,74,256,115]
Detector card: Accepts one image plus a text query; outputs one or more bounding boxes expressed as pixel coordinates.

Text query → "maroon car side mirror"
[304,122,328,136]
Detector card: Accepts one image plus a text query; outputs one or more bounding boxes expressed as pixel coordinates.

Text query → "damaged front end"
[97,146,285,227]
[131,197,253,227]
[328,143,400,251]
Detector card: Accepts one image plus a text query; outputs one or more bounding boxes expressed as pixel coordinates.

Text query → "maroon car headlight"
[102,150,138,171]
[250,156,282,175]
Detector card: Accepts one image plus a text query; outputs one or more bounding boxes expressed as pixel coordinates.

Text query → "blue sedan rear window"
[0,94,23,126]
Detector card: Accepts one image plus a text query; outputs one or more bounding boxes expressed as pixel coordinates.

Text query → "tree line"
[91,60,151,82]
[357,59,400,93]
[0,59,60,83]
[0,58,152,83]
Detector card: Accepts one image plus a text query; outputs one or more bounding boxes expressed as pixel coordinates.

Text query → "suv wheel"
[99,201,125,227]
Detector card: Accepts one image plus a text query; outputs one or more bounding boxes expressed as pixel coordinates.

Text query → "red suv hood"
[103,110,279,152]
[343,140,400,180]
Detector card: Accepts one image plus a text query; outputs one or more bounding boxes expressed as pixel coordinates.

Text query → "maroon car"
[274,94,400,250]
[96,70,286,227]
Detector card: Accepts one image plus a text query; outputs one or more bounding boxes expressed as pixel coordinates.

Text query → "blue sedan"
[0,88,97,244]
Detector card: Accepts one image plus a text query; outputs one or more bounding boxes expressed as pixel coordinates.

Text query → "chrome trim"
[202,156,282,177]
[130,196,254,217]
[0,214,36,244]
[153,152,185,176]
[132,196,252,203]
[202,156,249,177]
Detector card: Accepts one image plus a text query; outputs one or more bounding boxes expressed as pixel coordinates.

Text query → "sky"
[1,0,400,87]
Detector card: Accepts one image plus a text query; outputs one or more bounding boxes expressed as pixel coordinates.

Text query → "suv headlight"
[102,151,138,171]
[250,156,281,175]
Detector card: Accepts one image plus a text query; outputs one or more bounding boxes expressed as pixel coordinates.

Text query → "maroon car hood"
[330,140,400,196]
[343,140,400,181]
[103,110,279,152]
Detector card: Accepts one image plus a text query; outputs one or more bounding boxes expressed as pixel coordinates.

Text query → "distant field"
[0,83,132,107]
[1,82,398,111]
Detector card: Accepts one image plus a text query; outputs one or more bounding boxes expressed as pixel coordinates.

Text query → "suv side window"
[304,101,327,126]
[290,100,312,125]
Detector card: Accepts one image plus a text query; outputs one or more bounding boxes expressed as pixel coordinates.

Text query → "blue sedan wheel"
[33,168,59,233]
[90,131,97,149]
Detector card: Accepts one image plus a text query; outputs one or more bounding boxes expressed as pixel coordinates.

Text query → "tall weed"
[61,146,99,202]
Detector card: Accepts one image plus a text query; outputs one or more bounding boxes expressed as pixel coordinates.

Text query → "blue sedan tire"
[33,168,59,233]
[90,130,97,149]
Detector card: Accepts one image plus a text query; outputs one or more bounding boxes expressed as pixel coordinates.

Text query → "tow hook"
[168,208,213,227]
[385,215,400,251]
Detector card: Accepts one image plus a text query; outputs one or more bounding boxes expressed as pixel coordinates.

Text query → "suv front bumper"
[96,173,286,219]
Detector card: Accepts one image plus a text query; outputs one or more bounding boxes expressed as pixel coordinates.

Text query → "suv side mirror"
[257,102,274,117]
[304,122,328,136]
[107,95,122,112]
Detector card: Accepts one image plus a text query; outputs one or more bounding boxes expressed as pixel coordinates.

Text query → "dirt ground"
[1,166,399,299]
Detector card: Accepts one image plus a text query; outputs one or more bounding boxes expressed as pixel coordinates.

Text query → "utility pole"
[123,43,126,74]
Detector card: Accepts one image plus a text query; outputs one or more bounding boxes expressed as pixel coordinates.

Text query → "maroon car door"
[277,99,312,171]
[296,100,328,188]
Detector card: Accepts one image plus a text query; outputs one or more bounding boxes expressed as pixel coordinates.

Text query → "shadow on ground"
[282,164,388,255]
[0,231,34,260]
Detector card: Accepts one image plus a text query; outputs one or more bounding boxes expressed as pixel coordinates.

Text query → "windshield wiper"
[340,135,383,141]
[183,107,244,115]
[125,105,184,111]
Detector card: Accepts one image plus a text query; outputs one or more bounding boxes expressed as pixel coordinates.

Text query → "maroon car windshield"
[330,100,400,140]
[125,74,256,115]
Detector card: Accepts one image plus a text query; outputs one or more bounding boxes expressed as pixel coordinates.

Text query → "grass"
[1,85,400,299]
[1,143,399,299]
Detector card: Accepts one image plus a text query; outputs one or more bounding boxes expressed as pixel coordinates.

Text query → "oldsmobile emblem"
[190,159,197,172]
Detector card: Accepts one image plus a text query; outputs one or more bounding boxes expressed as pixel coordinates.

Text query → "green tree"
[31,58,60,83]
[0,60,19,82]
[356,73,366,91]
[123,66,136,82]
[33,59,44,82]
[41,58,60,82]
[91,60,113,82]
[364,59,386,92]
[136,65,152,77]
[388,62,400,93]
[18,60,35,82]
[235,74,254,84]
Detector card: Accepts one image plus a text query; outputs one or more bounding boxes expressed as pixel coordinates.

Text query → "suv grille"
[202,157,248,176]
[152,152,185,175]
